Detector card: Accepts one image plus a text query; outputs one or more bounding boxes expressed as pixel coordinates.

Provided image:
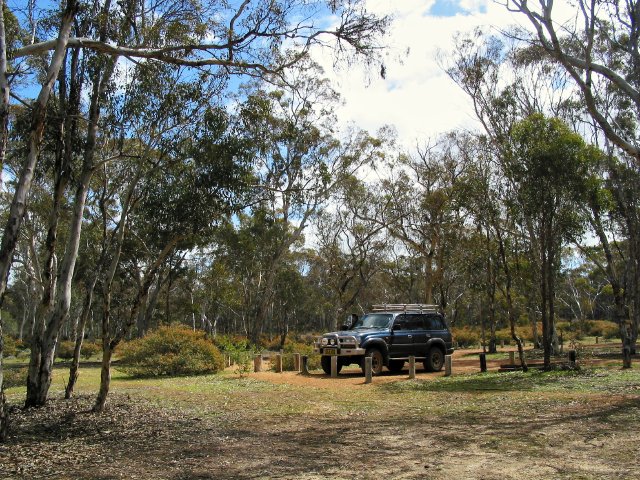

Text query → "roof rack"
[371,304,439,313]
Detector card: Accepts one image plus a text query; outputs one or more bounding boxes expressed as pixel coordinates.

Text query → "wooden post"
[595,336,599,344]
[275,354,283,373]
[560,330,564,354]
[623,346,632,369]
[301,355,310,375]
[500,340,504,348]
[365,357,372,384]
[253,354,262,373]
[445,355,452,376]
[509,351,515,365]
[479,353,487,373]
[331,355,338,378]
[569,349,577,368]
[408,356,416,379]
[293,353,301,372]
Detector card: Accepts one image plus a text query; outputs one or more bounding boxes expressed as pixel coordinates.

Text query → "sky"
[312,0,532,147]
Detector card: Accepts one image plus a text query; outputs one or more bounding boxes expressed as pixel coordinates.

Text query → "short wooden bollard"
[275,354,283,373]
[623,346,632,369]
[479,353,487,373]
[364,357,372,384]
[595,336,599,344]
[445,355,452,377]
[254,354,262,373]
[500,340,505,348]
[331,355,338,378]
[293,353,301,372]
[569,349,577,368]
[301,355,310,375]
[408,356,416,379]
[509,351,515,365]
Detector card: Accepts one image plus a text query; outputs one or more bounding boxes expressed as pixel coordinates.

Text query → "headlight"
[329,339,335,345]
[321,338,328,345]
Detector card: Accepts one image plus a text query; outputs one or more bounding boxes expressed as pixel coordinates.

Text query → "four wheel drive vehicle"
[314,304,454,376]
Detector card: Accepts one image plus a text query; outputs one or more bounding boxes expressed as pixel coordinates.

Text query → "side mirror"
[392,324,401,331]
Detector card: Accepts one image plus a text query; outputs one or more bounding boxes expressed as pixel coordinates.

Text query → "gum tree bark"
[1,1,77,435]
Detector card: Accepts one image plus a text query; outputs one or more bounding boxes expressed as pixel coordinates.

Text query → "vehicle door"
[408,314,429,357]
[389,314,412,358]
[426,314,449,343]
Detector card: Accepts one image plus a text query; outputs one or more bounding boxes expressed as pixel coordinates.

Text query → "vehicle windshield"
[352,314,392,329]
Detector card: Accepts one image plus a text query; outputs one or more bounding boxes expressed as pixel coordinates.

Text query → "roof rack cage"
[371,304,439,313]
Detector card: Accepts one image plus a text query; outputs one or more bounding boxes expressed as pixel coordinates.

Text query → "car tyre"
[424,347,444,372]
[363,348,384,375]
[321,355,342,375]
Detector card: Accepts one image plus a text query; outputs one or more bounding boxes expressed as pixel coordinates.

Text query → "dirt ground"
[1,347,639,480]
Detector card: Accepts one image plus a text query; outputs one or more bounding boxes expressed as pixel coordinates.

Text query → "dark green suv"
[314,304,454,375]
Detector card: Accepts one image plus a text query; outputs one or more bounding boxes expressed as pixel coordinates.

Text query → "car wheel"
[387,359,404,373]
[424,347,444,372]
[321,356,342,375]
[364,348,384,375]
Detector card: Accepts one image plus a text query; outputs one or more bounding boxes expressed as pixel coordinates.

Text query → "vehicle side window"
[426,315,445,330]
[408,314,426,330]
[393,314,409,330]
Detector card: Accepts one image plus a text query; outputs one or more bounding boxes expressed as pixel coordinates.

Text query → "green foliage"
[119,326,225,378]
[3,336,18,357]
[279,340,321,371]
[452,327,480,348]
[213,335,256,377]
[56,341,76,360]
[585,320,619,339]
[3,366,27,389]
[81,341,102,360]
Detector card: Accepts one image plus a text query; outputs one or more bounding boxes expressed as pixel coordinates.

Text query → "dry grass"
[1,348,639,479]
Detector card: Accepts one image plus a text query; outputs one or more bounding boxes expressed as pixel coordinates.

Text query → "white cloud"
[311,0,535,147]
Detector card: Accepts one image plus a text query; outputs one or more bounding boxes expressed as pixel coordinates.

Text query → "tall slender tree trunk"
[94,236,182,412]
[0,2,77,422]
[65,277,97,398]
[494,223,527,371]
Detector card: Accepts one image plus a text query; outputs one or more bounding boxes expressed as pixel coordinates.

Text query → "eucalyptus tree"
[502,1,640,351]
[236,64,385,342]
[508,114,596,367]
[374,133,471,307]
[504,0,640,162]
[313,174,389,328]
[0,0,390,434]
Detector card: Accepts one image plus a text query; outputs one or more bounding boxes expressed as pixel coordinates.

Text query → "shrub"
[56,340,76,360]
[81,341,102,359]
[278,340,321,371]
[3,336,18,357]
[4,366,27,388]
[213,335,256,377]
[452,327,480,348]
[119,326,225,377]
[585,320,619,339]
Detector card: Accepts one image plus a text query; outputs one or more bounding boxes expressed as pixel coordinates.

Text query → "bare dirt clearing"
[2,350,639,479]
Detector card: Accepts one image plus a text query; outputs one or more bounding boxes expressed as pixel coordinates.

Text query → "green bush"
[56,340,76,360]
[3,336,18,357]
[213,335,256,376]
[81,341,102,359]
[3,366,27,388]
[119,326,225,377]
[585,320,619,339]
[452,327,480,348]
[278,340,321,371]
